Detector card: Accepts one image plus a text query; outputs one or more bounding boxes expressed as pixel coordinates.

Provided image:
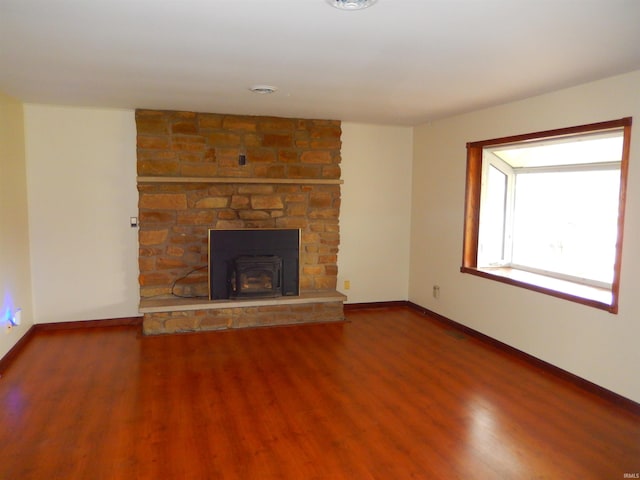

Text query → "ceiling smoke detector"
[249,85,278,94]
[326,0,378,10]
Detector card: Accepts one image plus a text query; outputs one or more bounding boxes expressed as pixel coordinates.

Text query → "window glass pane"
[511,169,620,284]
[479,165,507,265]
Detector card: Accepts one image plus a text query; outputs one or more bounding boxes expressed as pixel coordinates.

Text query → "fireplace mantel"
[137,176,343,185]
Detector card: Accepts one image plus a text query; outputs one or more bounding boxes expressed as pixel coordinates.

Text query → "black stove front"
[208,229,299,300]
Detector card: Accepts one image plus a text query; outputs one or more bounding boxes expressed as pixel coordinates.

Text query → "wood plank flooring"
[0,306,638,479]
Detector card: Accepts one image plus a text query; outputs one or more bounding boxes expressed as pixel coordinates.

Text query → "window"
[462,118,632,313]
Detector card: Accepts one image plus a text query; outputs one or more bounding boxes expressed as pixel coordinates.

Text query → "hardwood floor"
[0,306,638,479]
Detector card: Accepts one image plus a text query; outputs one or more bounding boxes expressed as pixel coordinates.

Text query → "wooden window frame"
[461,118,632,313]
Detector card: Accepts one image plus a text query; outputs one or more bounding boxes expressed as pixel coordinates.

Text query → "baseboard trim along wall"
[345,300,639,414]
[2,306,638,415]
[0,325,37,375]
[0,317,143,375]
[404,301,640,416]
[32,316,143,332]
[343,301,408,311]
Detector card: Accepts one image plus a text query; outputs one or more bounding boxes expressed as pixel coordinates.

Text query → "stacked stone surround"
[136,109,344,334]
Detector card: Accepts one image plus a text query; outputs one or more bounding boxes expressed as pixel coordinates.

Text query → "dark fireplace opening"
[209,229,299,300]
[230,255,282,298]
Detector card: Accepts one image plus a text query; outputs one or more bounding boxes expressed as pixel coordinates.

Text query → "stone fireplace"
[136,109,345,334]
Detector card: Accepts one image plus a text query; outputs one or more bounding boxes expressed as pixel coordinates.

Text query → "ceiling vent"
[326,0,378,10]
[249,85,278,94]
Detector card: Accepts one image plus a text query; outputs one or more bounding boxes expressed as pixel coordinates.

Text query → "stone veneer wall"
[136,110,343,333]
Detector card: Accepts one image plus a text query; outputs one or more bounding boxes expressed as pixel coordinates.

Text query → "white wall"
[0,93,34,358]
[339,123,413,303]
[410,70,640,403]
[24,105,139,323]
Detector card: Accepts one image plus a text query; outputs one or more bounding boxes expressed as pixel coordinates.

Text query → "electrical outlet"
[344,280,351,290]
[433,285,440,299]
[12,309,21,326]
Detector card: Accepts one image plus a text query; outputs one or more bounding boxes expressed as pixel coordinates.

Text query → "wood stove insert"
[209,229,300,300]
[230,255,283,298]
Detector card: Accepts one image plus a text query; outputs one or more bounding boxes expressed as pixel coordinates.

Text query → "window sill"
[460,266,615,313]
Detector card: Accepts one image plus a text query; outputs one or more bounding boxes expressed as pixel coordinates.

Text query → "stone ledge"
[141,293,347,335]
[139,290,347,314]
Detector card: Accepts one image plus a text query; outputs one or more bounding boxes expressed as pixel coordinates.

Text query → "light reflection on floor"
[465,394,525,477]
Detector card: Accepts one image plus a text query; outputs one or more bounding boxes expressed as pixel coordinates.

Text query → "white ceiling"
[1,0,640,126]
